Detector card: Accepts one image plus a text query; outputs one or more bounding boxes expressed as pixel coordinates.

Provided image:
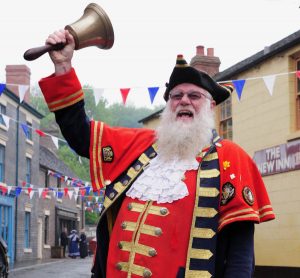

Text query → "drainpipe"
[14,103,20,261]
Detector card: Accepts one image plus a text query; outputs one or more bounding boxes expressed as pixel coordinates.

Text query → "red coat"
[39,68,275,278]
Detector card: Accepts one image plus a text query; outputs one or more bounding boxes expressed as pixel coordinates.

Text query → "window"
[0,145,5,183]
[0,105,6,126]
[26,122,33,141]
[296,60,300,129]
[26,157,31,185]
[44,215,49,244]
[57,177,61,188]
[219,96,233,140]
[24,212,31,248]
[42,169,49,188]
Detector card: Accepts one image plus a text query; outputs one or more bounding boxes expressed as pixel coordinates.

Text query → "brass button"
[118,242,123,249]
[160,207,168,215]
[143,268,152,277]
[116,262,122,271]
[121,222,127,229]
[122,179,129,186]
[154,227,162,236]
[127,203,133,210]
[149,152,156,158]
[109,192,115,199]
[148,248,157,257]
[134,164,141,171]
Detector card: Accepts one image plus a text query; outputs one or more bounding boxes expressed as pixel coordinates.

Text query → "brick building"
[0,65,84,265]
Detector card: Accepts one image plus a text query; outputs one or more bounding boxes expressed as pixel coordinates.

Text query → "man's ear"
[210,100,216,109]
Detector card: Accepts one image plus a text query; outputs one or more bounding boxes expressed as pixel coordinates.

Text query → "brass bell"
[24,3,114,61]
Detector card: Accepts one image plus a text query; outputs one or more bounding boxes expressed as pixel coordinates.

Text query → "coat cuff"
[38,68,84,112]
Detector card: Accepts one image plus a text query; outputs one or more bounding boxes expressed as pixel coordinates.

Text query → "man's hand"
[46,29,75,76]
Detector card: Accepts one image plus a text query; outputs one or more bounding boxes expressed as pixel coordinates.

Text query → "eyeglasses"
[169,91,212,101]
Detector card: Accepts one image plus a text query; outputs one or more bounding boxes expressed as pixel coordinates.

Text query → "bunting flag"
[120,88,130,105]
[147,87,160,104]
[2,115,10,129]
[35,129,46,137]
[80,188,86,197]
[15,187,22,197]
[57,191,63,199]
[51,136,59,149]
[42,188,48,199]
[0,83,5,95]
[93,88,104,106]
[74,187,79,196]
[64,187,69,197]
[27,187,33,195]
[296,71,300,79]
[18,85,29,103]
[232,79,246,100]
[29,191,35,199]
[7,186,12,195]
[263,75,276,96]
[38,188,43,198]
[21,123,29,137]
[68,190,74,200]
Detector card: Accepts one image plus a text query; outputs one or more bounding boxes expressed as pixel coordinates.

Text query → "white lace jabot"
[125,155,199,203]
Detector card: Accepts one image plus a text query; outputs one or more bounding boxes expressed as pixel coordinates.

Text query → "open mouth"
[176,110,194,119]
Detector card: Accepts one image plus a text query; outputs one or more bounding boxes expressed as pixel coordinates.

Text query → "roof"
[214,29,300,81]
[39,145,77,178]
[138,108,164,123]
[3,87,44,119]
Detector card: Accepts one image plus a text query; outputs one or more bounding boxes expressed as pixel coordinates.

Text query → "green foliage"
[57,145,90,181]
[85,211,99,225]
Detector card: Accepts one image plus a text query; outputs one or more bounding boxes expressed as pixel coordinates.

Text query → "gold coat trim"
[128,201,153,275]
[194,207,218,218]
[117,262,152,277]
[185,270,212,278]
[192,228,215,239]
[199,187,219,197]
[199,169,220,178]
[202,152,218,161]
[140,224,162,237]
[119,241,156,257]
[190,249,213,260]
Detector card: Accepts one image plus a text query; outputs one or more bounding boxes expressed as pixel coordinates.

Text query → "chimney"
[5,65,31,103]
[190,45,221,77]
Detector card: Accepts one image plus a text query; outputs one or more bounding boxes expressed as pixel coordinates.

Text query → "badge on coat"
[220,182,235,206]
[242,186,254,206]
[102,146,114,162]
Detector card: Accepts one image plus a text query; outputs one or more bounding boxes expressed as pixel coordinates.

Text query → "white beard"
[156,100,215,161]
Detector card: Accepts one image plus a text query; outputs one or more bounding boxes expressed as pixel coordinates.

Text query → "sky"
[1,0,300,107]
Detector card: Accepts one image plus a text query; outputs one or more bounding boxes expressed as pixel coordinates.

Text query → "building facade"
[0,65,85,265]
[140,30,300,276]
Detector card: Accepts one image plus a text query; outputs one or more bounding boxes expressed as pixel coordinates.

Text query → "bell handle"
[23,43,65,61]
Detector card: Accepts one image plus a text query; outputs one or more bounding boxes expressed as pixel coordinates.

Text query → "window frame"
[0,145,5,183]
[24,211,31,248]
[219,96,233,140]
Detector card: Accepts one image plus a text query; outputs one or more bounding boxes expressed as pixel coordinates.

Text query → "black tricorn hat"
[164,54,233,105]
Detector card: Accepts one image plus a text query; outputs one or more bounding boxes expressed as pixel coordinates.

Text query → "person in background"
[68,230,80,259]
[60,227,68,258]
[39,29,275,278]
[79,229,88,259]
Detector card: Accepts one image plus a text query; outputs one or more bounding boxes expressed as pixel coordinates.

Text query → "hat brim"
[164,66,231,105]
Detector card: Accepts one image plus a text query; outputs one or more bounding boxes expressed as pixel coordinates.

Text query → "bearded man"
[39,30,275,278]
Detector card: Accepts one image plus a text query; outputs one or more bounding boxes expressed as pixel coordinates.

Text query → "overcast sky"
[1,0,299,107]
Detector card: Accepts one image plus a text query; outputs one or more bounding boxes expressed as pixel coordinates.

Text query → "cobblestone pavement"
[9,256,93,278]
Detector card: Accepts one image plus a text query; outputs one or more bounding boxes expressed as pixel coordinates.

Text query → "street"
[9,257,93,278]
